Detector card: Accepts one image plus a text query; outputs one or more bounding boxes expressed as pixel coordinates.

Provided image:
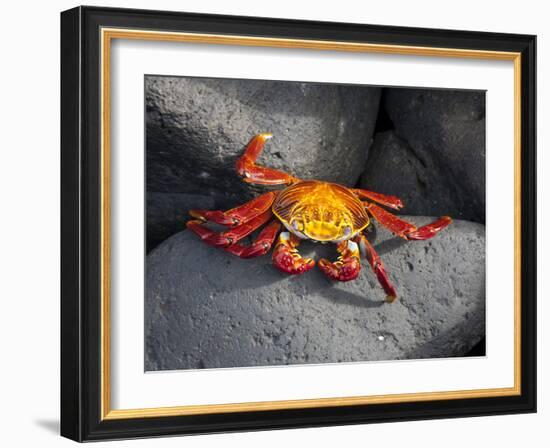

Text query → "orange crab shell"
[272,180,370,242]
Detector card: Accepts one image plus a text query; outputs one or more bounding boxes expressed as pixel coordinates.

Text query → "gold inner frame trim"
[100,27,522,421]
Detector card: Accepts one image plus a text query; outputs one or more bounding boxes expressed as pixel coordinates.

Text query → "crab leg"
[356,234,398,303]
[365,203,452,240]
[224,221,281,258]
[190,191,276,227]
[272,232,315,275]
[318,240,362,282]
[236,133,299,186]
[352,188,404,210]
[187,209,273,248]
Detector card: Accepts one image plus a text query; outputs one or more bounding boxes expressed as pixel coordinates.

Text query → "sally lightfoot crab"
[187,133,452,302]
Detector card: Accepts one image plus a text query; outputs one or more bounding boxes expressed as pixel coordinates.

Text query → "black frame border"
[60,6,536,442]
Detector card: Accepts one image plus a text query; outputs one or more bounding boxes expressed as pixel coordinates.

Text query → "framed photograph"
[60,6,536,442]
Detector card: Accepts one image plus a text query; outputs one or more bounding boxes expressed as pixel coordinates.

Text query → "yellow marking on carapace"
[272,181,370,242]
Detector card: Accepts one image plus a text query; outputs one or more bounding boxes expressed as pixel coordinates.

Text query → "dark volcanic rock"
[145,76,381,199]
[362,88,486,223]
[145,217,485,371]
[146,192,215,253]
[360,131,463,221]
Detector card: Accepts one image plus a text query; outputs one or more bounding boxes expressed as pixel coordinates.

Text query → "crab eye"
[343,226,352,237]
[291,219,304,232]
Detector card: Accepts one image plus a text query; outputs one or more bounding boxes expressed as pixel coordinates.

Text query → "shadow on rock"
[373,238,408,257]
[316,284,386,309]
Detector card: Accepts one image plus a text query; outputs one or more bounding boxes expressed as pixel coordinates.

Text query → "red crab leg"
[187,209,273,247]
[224,221,281,258]
[356,234,398,303]
[318,240,362,282]
[352,188,404,210]
[272,232,315,275]
[235,133,299,186]
[365,203,452,240]
[190,191,277,227]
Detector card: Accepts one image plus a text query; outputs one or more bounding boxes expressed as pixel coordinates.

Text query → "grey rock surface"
[362,88,485,223]
[146,76,381,199]
[145,217,485,371]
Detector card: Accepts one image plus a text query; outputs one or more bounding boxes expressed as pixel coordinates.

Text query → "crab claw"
[272,232,315,275]
[318,240,361,282]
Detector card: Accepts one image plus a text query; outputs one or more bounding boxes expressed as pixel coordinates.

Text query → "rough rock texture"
[145,217,485,371]
[145,76,381,200]
[361,88,486,223]
[146,192,215,253]
[360,131,463,221]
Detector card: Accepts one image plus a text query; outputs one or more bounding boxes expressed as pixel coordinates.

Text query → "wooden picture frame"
[61,5,536,441]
